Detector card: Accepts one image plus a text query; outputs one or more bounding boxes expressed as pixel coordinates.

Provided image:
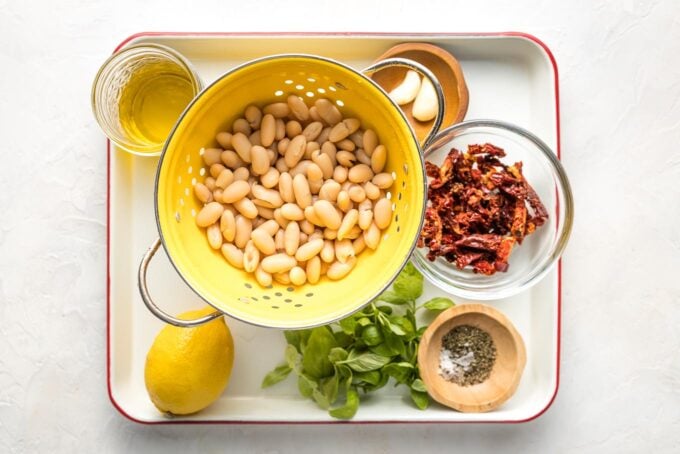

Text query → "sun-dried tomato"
[418,143,548,275]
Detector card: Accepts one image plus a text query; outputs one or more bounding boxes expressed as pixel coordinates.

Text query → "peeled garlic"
[388,70,421,106]
[412,76,438,122]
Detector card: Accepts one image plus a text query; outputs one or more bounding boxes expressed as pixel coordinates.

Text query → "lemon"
[144,307,234,415]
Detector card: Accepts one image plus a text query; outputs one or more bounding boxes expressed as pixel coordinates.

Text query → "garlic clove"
[412,76,438,122]
[387,70,421,106]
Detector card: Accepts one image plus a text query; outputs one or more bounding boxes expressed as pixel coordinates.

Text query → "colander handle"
[138,238,223,328]
[362,57,445,148]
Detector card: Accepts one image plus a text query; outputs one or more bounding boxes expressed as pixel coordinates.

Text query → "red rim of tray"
[106,31,562,425]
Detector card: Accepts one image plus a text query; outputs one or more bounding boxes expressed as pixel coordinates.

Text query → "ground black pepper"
[439,324,497,386]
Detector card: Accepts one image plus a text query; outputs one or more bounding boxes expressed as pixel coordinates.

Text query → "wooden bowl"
[371,42,469,145]
[417,304,526,413]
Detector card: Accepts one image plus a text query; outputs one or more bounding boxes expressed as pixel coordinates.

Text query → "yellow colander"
[138,54,444,329]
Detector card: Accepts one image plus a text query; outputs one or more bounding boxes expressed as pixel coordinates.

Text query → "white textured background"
[1,0,679,452]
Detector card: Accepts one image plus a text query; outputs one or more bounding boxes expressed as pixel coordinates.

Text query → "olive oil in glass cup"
[91,43,201,156]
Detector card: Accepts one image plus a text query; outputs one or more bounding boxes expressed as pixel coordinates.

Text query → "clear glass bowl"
[412,120,574,300]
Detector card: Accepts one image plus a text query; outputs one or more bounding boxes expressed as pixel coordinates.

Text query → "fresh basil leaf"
[382,361,415,385]
[423,297,455,312]
[336,363,353,381]
[410,389,429,410]
[363,370,390,392]
[302,327,338,379]
[338,317,358,335]
[298,374,317,398]
[383,329,406,357]
[410,378,427,393]
[313,387,331,409]
[329,387,360,419]
[328,347,349,364]
[375,290,411,305]
[320,374,340,405]
[400,340,418,363]
[387,322,406,336]
[369,343,398,357]
[285,344,301,372]
[375,305,393,314]
[357,317,373,327]
[353,370,382,386]
[393,262,423,300]
[284,329,312,353]
[361,325,384,346]
[339,351,391,372]
[333,331,353,348]
[261,364,292,388]
[390,316,415,336]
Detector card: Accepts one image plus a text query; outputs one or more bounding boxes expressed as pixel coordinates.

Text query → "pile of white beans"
[193,96,394,287]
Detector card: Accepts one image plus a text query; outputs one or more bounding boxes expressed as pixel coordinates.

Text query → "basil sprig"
[262,262,455,419]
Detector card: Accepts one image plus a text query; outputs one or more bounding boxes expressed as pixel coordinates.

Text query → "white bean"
[194,183,213,203]
[243,240,260,272]
[285,221,300,256]
[216,133,232,150]
[221,244,244,269]
[374,198,392,229]
[251,228,276,255]
[289,266,307,286]
[371,144,386,173]
[234,215,252,249]
[327,257,357,280]
[196,202,224,227]
[337,209,358,240]
[295,238,324,262]
[232,132,252,163]
[334,239,355,264]
[220,210,236,242]
[251,145,270,175]
[203,148,223,166]
[221,180,251,203]
[255,265,272,287]
[281,203,305,221]
[287,95,310,121]
[293,174,312,208]
[364,222,381,249]
[285,135,307,168]
[306,256,321,284]
[234,197,258,219]
[260,114,276,147]
[261,253,297,274]
[207,224,222,249]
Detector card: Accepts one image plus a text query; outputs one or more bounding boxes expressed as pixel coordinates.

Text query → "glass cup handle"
[362,57,446,148]
[138,238,222,328]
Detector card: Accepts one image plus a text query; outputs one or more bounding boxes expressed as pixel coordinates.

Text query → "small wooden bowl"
[371,42,469,145]
[417,304,526,413]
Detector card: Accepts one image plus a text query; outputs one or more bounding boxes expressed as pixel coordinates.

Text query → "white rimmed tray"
[107,32,561,424]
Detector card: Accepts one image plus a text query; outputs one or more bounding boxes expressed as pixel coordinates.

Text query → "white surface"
[1,0,679,452]
[109,34,559,424]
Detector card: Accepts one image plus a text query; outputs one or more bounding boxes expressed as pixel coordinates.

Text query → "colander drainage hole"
[271,306,279,309]
[275,292,283,297]
[295,304,303,308]
[284,299,292,303]
[244,283,253,289]
[262,295,271,300]
[286,287,294,292]
[305,293,313,297]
